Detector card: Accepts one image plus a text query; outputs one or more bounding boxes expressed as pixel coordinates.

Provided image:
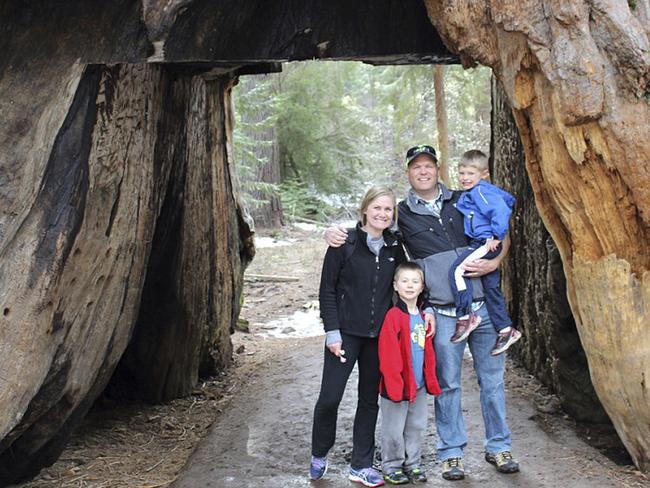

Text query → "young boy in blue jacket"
[448,150,522,355]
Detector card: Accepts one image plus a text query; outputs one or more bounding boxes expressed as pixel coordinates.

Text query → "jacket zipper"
[370,254,380,329]
[438,215,457,253]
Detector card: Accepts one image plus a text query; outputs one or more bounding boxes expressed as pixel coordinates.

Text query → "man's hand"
[463,234,511,278]
[425,312,436,338]
[461,258,499,278]
[324,225,348,247]
[327,342,346,362]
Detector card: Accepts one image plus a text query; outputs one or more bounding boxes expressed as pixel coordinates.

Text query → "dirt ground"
[12,225,650,488]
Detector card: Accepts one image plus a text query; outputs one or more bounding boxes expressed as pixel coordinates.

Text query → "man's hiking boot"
[491,329,522,356]
[441,457,465,481]
[485,450,520,473]
[450,314,481,343]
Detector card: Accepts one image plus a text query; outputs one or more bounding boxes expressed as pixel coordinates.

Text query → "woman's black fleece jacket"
[319,224,406,338]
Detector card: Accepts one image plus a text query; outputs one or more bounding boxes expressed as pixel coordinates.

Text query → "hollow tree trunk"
[0,1,455,482]
[423,0,650,469]
[490,77,609,423]
[0,62,253,484]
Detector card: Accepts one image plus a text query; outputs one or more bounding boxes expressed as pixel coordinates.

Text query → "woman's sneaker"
[383,470,409,485]
[349,467,385,487]
[309,456,328,480]
[491,328,522,355]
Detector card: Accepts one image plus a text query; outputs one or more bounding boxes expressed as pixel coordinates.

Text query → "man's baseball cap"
[406,145,438,165]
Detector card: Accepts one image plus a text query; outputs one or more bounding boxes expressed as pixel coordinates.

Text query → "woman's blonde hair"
[358,186,397,225]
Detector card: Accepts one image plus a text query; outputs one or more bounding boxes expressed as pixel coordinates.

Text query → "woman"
[310,187,406,487]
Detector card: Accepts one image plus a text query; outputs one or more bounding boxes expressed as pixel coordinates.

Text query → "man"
[325,145,519,481]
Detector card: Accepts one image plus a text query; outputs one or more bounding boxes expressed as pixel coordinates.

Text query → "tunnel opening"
[2,0,647,483]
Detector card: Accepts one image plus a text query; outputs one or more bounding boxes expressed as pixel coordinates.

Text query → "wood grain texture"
[491,77,609,423]
[423,0,650,470]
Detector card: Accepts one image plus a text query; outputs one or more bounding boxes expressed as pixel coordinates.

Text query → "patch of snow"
[254,236,297,248]
[256,306,324,339]
[292,222,320,232]
[337,219,357,229]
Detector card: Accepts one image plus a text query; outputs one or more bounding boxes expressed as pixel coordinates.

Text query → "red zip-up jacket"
[379,300,442,402]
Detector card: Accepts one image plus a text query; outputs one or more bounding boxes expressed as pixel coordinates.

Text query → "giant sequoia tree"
[0,0,648,484]
[421,0,650,470]
[0,0,453,484]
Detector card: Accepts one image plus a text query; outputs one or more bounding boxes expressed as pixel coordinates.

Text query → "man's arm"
[462,233,511,278]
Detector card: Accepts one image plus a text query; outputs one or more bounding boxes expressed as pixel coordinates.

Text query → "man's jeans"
[433,305,511,460]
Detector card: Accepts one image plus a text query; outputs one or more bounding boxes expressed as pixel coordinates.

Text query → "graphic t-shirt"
[409,312,426,389]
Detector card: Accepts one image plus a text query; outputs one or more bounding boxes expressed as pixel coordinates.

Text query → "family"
[310,145,521,485]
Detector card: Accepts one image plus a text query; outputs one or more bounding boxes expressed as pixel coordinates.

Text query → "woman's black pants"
[311,333,380,469]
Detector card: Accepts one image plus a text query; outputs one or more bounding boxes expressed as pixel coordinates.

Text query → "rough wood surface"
[2,0,649,482]
[491,77,608,423]
[423,0,650,470]
[0,61,253,484]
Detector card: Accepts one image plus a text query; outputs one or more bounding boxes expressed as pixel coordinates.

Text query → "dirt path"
[170,339,627,488]
[172,227,646,488]
[12,225,648,488]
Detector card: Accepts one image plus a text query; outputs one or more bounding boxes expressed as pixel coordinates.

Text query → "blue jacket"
[456,180,516,241]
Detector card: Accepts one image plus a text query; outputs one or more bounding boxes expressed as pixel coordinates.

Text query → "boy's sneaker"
[383,470,409,485]
[349,467,385,487]
[491,328,522,356]
[450,314,482,343]
[405,467,428,483]
[309,456,328,480]
[441,457,465,481]
[485,450,520,473]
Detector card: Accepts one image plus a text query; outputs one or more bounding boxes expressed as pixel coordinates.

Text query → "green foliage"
[233,75,280,210]
[276,61,371,194]
[233,62,492,216]
[278,179,338,222]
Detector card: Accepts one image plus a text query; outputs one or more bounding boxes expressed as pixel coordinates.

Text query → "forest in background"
[232,61,491,226]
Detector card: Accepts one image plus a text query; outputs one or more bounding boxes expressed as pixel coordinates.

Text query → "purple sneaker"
[309,456,328,480]
[349,467,385,487]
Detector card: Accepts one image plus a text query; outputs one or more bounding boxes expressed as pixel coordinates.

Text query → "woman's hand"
[327,342,346,363]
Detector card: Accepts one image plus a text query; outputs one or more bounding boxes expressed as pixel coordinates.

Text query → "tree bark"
[490,77,609,423]
[235,75,285,229]
[434,65,451,186]
[423,0,650,470]
[0,62,253,483]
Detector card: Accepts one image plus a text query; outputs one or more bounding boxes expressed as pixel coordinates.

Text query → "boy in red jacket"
[378,262,442,484]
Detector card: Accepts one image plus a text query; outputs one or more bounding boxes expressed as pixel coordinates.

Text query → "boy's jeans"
[449,243,511,331]
[433,305,512,460]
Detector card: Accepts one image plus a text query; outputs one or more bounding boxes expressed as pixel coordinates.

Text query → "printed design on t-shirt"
[411,321,426,349]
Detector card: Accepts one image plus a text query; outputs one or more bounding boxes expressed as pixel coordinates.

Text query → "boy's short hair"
[394,262,424,281]
[459,149,489,171]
